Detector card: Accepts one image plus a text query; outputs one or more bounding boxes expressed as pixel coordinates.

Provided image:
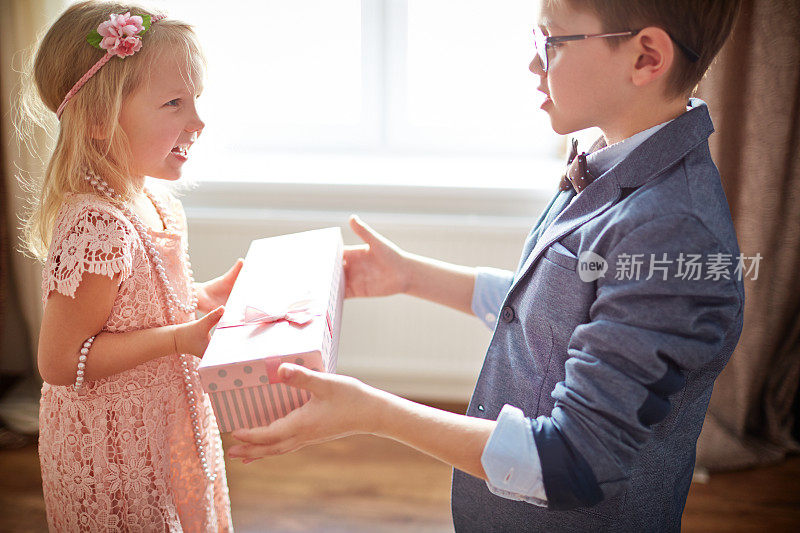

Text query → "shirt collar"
[587,100,695,178]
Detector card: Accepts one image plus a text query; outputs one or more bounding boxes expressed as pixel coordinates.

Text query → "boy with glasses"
[230,0,744,530]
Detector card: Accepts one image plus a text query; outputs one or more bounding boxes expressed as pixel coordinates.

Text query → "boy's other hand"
[343,215,409,298]
[227,363,378,461]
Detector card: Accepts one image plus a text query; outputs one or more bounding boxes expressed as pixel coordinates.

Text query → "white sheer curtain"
[156,0,563,187]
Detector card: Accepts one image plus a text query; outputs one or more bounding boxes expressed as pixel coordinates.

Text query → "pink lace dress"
[39,188,232,532]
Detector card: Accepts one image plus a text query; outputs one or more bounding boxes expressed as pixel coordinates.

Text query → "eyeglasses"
[533,28,700,73]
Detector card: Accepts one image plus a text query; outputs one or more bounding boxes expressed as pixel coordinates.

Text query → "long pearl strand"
[85,173,216,482]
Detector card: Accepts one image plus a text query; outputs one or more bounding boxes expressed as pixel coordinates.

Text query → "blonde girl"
[20,1,239,530]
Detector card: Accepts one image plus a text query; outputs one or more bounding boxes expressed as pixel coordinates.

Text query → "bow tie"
[558,136,607,194]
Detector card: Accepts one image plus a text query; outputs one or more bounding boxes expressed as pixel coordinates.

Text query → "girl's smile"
[169,141,194,162]
[118,48,205,182]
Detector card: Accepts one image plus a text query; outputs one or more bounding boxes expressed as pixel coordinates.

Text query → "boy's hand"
[227,363,494,480]
[227,364,378,460]
[173,305,225,357]
[196,259,244,312]
[344,215,409,298]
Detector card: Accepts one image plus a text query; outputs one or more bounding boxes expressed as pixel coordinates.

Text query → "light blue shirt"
[475,114,681,504]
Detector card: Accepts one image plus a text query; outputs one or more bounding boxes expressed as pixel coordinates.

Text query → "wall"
[182,180,551,402]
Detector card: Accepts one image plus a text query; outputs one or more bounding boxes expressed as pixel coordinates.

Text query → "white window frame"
[182,0,565,197]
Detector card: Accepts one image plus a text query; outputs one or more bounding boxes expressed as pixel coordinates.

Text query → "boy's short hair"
[550,0,742,98]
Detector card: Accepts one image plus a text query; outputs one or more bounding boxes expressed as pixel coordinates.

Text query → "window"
[152,1,565,188]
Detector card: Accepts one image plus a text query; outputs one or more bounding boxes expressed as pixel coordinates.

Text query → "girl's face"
[118,48,205,182]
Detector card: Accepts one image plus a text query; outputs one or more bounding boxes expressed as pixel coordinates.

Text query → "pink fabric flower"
[97,12,145,57]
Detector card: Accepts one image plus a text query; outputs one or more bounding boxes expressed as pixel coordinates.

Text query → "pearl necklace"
[84,174,216,482]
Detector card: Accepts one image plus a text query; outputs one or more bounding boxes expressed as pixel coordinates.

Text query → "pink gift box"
[199,228,344,432]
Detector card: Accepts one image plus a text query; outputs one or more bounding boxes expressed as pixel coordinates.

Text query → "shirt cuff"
[481,404,548,506]
[471,267,514,329]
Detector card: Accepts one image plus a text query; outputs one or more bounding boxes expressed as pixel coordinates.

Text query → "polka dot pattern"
[557,136,608,193]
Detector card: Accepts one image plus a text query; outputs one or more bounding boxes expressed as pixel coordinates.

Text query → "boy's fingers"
[342,246,368,266]
[343,244,369,253]
[349,215,386,248]
[343,245,369,258]
[228,443,268,459]
[279,363,323,393]
[229,441,297,459]
[348,215,372,243]
[232,415,296,445]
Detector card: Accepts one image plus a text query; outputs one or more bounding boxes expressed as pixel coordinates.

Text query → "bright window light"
[117,1,565,188]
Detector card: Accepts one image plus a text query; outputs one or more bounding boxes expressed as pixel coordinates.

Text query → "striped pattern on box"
[209,383,313,433]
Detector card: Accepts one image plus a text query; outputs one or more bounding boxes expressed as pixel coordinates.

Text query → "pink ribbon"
[217,298,319,329]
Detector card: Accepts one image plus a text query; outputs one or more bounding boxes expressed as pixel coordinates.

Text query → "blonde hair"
[18,0,205,260]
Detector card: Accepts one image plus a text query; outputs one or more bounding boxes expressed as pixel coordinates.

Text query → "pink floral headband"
[56,11,166,119]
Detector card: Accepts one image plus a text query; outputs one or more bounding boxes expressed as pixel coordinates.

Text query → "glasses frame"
[533,28,700,73]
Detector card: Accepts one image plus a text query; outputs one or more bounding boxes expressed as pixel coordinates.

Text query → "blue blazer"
[452,100,745,532]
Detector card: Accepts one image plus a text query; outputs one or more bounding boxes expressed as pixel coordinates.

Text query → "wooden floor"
[1,404,799,532]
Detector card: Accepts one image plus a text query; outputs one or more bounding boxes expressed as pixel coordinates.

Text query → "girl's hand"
[227,364,378,461]
[173,305,225,357]
[196,259,244,312]
[344,215,409,298]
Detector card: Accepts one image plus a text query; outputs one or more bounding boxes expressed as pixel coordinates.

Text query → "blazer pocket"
[543,243,579,271]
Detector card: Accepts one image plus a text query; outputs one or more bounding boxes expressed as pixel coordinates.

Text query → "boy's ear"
[630,26,675,88]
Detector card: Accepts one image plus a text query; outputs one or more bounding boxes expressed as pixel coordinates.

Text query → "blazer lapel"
[510,171,621,290]
[514,189,574,273]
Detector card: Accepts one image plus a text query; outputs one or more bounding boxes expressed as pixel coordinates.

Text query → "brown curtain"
[695,0,800,470]
[0,0,66,436]
[1,107,34,378]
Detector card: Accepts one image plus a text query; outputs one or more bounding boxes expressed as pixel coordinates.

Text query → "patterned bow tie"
[558,136,608,193]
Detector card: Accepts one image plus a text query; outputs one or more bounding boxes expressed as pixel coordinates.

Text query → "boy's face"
[119,48,205,181]
[531,2,632,135]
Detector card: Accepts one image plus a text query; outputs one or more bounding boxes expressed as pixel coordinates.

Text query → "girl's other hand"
[173,305,225,357]
[344,215,409,298]
[196,258,244,312]
[227,363,378,460]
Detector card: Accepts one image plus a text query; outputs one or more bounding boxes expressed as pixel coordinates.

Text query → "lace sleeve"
[44,203,136,300]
